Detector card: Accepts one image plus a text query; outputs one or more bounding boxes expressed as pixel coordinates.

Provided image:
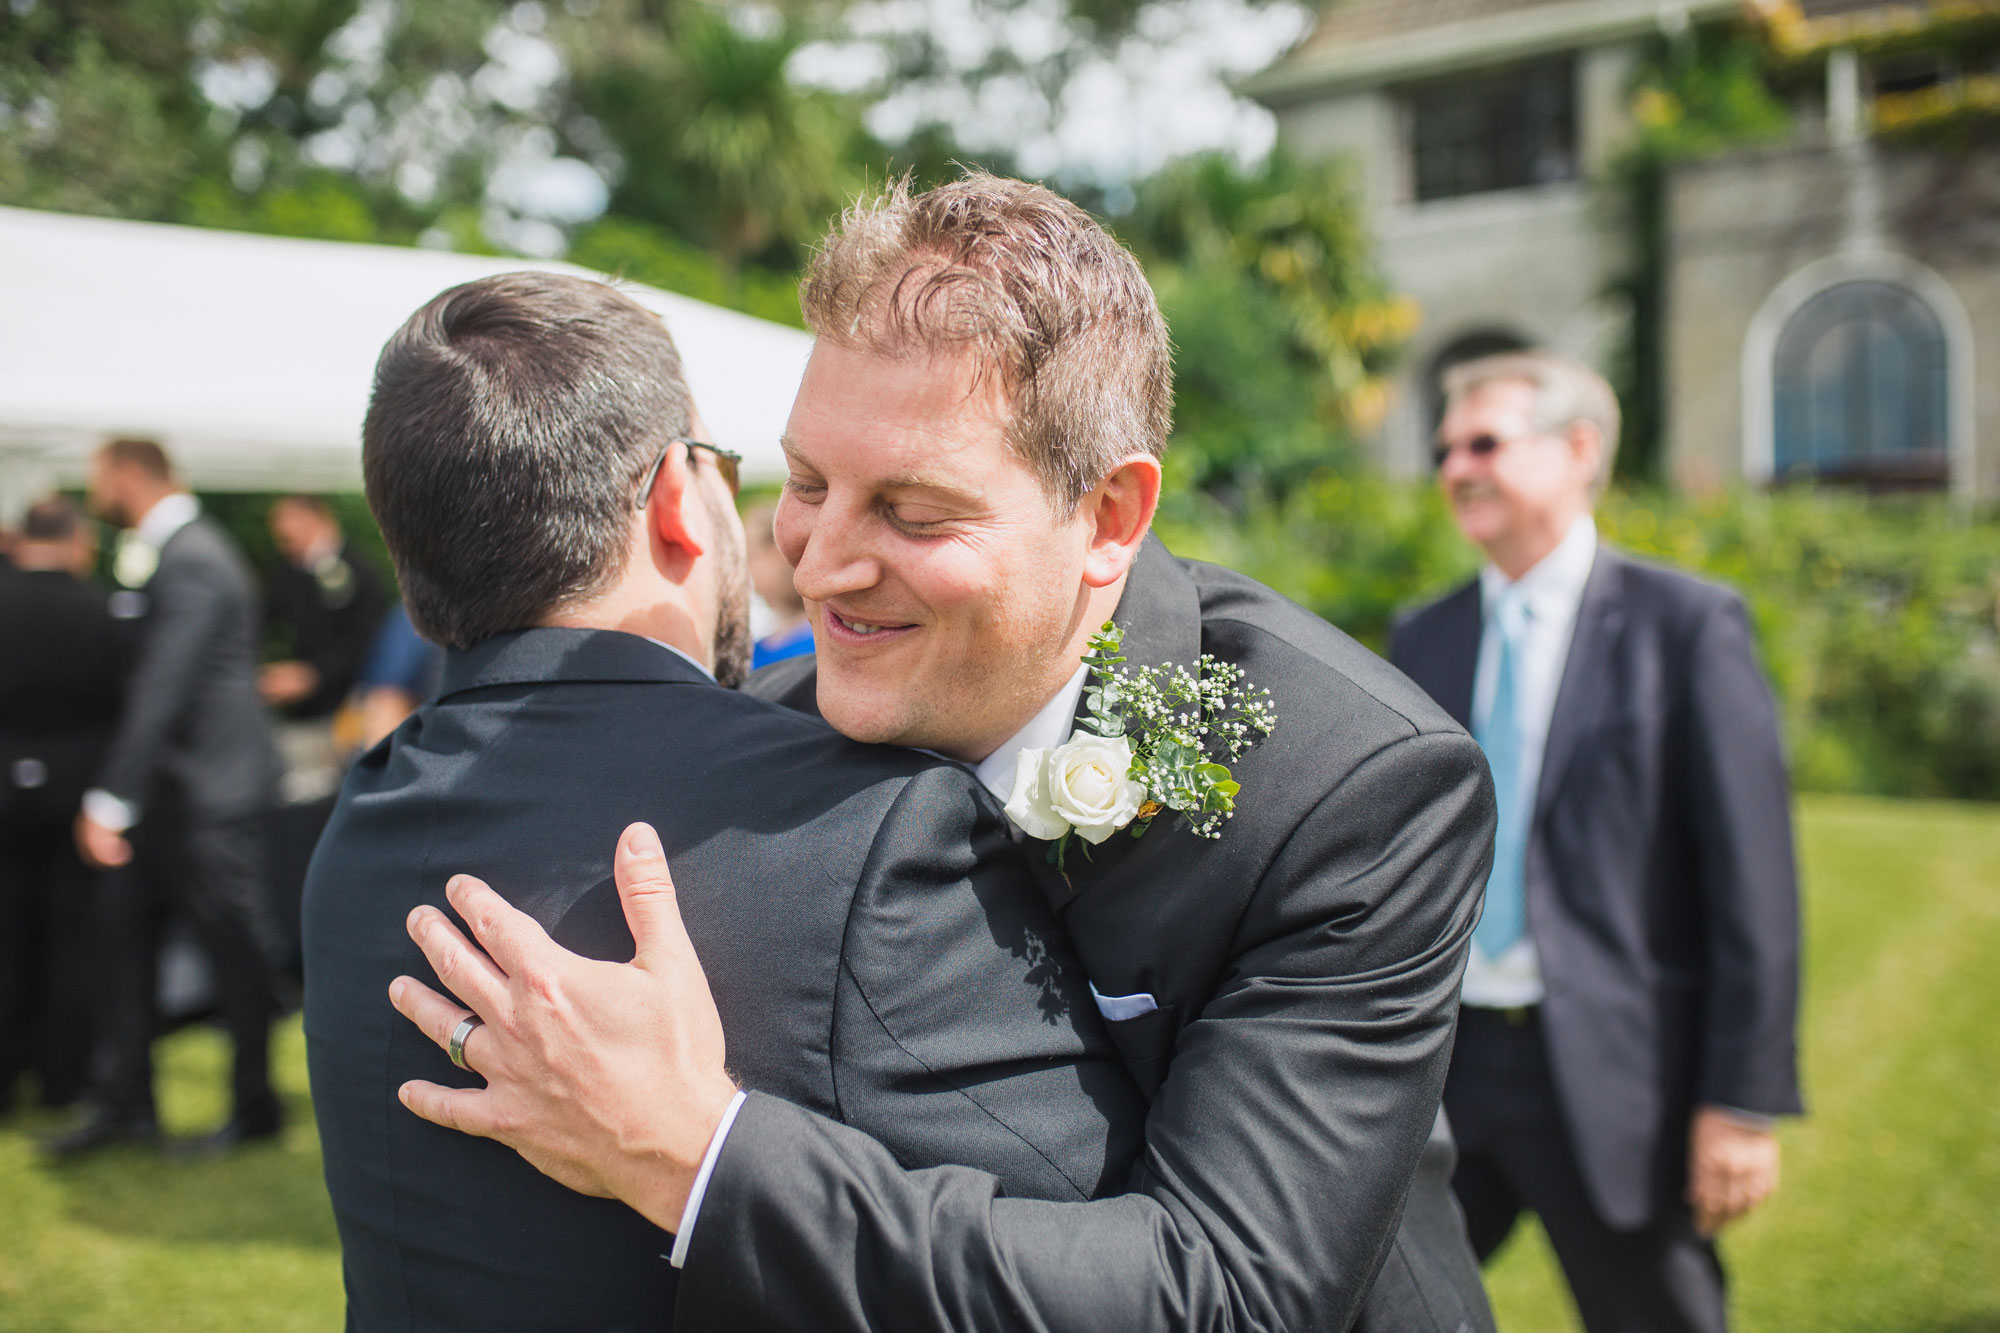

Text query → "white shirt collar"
[1478,513,1598,622]
[641,635,716,683]
[134,492,200,550]
[973,665,1090,803]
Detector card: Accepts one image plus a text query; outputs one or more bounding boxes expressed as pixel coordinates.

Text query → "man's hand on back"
[74,811,132,869]
[390,822,739,1233]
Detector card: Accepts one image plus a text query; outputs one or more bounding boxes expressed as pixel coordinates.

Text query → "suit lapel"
[1533,548,1625,825]
[1033,535,1205,913]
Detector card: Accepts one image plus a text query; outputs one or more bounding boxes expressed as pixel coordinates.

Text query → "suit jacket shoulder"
[744,651,821,716]
[1185,556,1469,752]
[1601,545,1748,636]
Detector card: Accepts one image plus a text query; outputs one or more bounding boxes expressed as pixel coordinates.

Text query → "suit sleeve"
[676,732,1495,1333]
[94,562,229,817]
[1684,595,1804,1116]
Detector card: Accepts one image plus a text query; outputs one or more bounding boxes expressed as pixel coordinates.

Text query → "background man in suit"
[306,272,1146,1330]
[1389,351,1803,1332]
[391,174,1496,1333]
[260,494,388,730]
[260,493,389,975]
[51,439,285,1157]
[0,498,133,1113]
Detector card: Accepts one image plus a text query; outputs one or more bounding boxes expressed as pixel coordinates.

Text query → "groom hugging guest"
[1393,351,1803,1332]
[384,174,1499,1332]
[304,272,1152,1330]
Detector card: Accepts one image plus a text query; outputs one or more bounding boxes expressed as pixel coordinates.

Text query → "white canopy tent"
[0,206,815,521]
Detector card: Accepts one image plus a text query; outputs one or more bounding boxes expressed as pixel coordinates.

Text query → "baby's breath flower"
[1073,623,1276,843]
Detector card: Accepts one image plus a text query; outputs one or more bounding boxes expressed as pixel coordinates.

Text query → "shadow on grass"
[41,1085,339,1250]
[48,1141,339,1250]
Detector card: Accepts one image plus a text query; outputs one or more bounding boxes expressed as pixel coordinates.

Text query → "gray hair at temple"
[1443,350,1622,494]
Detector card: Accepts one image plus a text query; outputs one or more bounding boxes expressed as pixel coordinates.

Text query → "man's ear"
[1080,454,1162,590]
[647,443,707,565]
[1568,420,1606,488]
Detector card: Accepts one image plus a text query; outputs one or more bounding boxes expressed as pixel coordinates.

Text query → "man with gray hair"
[1391,349,1803,1331]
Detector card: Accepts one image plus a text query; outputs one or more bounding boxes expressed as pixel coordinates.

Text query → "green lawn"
[1485,797,2000,1333]
[2,795,1996,1331]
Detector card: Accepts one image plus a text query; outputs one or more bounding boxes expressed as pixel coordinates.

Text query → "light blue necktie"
[1473,593,1531,957]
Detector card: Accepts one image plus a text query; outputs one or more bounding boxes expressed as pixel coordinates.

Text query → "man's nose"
[789,499,883,602]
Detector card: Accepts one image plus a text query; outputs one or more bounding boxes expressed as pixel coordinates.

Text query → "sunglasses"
[1432,432,1512,471]
[636,438,743,508]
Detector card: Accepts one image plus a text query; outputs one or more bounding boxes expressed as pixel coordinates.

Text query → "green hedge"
[1159,480,2000,801]
[192,481,1998,801]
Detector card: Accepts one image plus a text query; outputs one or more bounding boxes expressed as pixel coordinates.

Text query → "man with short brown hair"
[391,173,1497,1333]
[306,270,1147,1331]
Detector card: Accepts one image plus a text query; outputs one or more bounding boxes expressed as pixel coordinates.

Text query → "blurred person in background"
[261,493,388,779]
[350,601,445,750]
[47,439,286,1158]
[261,494,387,973]
[1391,351,1803,1333]
[0,498,135,1114]
[742,499,813,670]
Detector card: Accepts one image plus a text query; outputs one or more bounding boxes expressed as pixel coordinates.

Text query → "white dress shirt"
[82,493,204,833]
[1461,514,1598,1010]
[973,665,1090,804]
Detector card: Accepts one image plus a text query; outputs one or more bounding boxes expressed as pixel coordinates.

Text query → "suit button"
[10,757,48,789]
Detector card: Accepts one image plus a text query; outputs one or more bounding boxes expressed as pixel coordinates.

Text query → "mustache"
[1449,480,1500,505]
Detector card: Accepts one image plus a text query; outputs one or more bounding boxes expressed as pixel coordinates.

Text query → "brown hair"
[363,272,691,650]
[799,171,1173,508]
[1443,350,1623,493]
[99,438,174,481]
[22,495,84,542]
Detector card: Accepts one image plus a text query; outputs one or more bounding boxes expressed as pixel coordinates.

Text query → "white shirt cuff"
[82,788,139,832]
[668,1090,747,1269]
[1706,1104,1777,1132]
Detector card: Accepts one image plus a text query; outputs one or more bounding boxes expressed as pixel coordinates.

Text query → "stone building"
[1243,0,1998,499]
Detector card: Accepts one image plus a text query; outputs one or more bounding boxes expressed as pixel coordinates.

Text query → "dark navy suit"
[304,628,1145,1331]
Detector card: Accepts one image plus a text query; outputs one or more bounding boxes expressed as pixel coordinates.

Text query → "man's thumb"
[614,822,687,968]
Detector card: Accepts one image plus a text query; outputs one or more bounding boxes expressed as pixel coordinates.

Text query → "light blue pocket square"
[1089,983,1160,1022]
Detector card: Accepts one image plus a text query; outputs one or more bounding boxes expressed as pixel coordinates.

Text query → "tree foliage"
[0,0,544,243]
[559,0,863,269]
[1118,151,1416,501]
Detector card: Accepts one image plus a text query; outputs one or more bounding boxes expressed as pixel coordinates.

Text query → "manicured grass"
[1485,797,2000,1332]
[0,1018,338,1332]
[2,795,1995,1330]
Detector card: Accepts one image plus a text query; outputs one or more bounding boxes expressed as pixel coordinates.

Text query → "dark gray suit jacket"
[303,628,1146,1332]
[683,538,1497,1332]
[1390,544,1803,1229]
[94,513,279,822]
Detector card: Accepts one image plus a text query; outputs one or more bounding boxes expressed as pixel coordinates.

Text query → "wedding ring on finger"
[448,1015,484,1070]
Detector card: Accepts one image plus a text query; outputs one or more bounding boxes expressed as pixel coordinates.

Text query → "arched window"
[1772,281,1949,487]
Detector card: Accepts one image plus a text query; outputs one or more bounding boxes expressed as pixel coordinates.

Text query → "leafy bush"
[568,216,806,328]
[1116,153,1416,499]
[1160,475,2000,801]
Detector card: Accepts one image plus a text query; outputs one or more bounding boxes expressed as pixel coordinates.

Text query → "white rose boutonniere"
[1004,623,1277,866]
[1041,731,1149,845]
[1003,745,1069,842]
